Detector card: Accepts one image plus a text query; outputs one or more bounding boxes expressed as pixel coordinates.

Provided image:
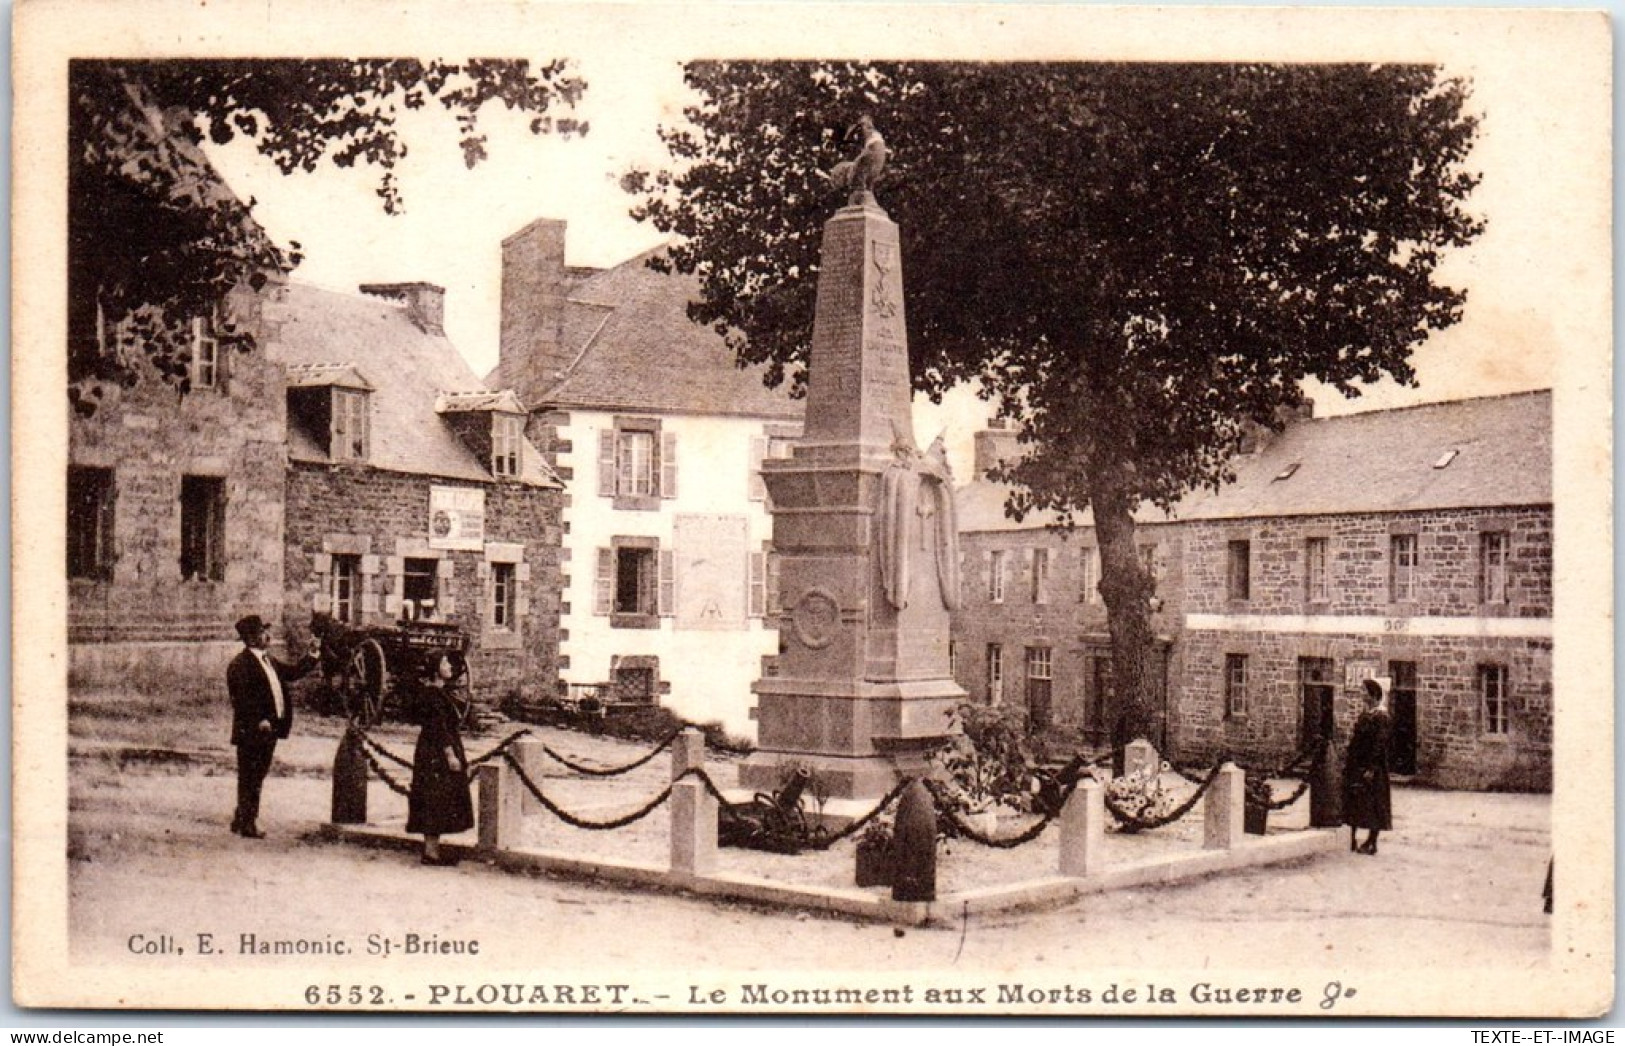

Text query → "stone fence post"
[477,761,523,853]
[1059,778,1105,877]
[672,726,706,781]
[1203,762,1246,850]
[509,739,548,819]
[669,778,717,876]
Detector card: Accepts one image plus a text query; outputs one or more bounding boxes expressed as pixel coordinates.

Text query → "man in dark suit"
[227,615,318,838]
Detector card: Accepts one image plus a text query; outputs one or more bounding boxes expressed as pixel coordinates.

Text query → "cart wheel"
[449,659,475,728]
[341,638,389,727]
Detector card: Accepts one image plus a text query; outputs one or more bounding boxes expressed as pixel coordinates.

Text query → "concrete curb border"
[323,822,1343,926]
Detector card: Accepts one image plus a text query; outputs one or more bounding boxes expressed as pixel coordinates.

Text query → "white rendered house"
[490,219,802,739]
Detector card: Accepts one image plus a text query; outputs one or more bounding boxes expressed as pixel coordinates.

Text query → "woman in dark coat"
[1343,677,1394,855]
[407,654,474,865]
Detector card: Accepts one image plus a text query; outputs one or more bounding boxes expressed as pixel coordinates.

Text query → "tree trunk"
[1091,484,1159,775]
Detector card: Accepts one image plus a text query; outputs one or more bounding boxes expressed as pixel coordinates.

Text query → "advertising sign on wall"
[428,485,485,551]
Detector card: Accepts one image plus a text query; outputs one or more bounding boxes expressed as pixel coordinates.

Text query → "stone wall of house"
[1175,506,1553,791]
[67,285,286,689]
[283,464,562,709]
[951,522,1184,746]
[1181,507,1552,618]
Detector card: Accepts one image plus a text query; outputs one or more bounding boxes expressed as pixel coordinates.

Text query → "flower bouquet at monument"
[1105,761,1177,832]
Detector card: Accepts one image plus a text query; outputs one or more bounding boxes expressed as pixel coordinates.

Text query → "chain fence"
[536,728,684,777]
[1104,755,1227,831]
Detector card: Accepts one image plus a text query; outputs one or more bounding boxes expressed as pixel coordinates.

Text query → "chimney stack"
[1239,399,1315,455]
[359,282,445,336]
[501,218,570,402]
[973,427,1024,479]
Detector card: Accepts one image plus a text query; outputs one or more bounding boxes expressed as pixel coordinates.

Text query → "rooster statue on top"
[822,114,889,206]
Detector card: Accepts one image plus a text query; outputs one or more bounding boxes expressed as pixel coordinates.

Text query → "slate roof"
[956,390,1551,531]
[1177,390,1551,520]
[491,248,803,420]
[268,283,558,487]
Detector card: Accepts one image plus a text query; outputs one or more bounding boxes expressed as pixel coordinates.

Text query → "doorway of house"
[1299,656,1336,748]
[1387,660,1420,775]
[1085,653,1113,745]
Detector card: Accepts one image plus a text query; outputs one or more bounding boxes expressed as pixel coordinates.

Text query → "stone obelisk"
[742,171,965,802]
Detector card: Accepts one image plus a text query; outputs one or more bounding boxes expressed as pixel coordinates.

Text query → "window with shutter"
[598,429,617,498]
[749,551,766,617]
[660,431,678,499]
[594,548,614,615]
[766,551,781,616]
[606,418,664,509]
[657,549,675,616]
[748,436,768,501]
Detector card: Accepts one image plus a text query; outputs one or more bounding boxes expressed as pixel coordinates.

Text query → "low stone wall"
[69,639,239,695]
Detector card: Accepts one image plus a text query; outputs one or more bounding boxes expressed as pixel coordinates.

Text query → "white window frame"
[190,314,219,390]
[620,430,656,497]
[492,413,523,478]
[1227,539,1251,601]
[1480,663,1510,736]
[330,554,361,624]
[1390,533,1418,602]
[1480,531,1509,604]
[491,561,517,630]
[1031,548,1050,604]
[1224,653,1249,720]
[1305,537,1329,603]
[1079,546,1100,604]
[331,388,369,462]
[988,550,1006,604]
[987,643,1004,705]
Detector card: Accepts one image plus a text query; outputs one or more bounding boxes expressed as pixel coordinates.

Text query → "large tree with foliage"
[628,62,1482,757]
[70,58,587,414]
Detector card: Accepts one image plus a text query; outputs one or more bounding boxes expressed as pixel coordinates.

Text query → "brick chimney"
[501,218,570,402]
[1238,398,1315,454]
[359,282,445,336]
[973,427,1025,479]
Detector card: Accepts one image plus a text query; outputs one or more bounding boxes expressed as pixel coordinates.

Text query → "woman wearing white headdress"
[1343,677,1394,855]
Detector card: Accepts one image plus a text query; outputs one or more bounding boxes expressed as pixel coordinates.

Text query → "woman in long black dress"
[407,654,474,865]
[1343,677,1393,855]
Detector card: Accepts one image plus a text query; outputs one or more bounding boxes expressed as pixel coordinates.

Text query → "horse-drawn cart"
[311,614,473,726]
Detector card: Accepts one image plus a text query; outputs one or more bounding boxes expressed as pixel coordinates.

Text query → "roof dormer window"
[1273,462,1301,482]
[332,387,370,462]
[493,413,523,478]
[1433,449,1459,469]
[191,313,220,390]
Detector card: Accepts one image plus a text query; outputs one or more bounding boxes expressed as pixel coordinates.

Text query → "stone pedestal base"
[740,677,962,801]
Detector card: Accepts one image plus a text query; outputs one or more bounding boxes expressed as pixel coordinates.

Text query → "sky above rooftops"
[199,6,1600,478]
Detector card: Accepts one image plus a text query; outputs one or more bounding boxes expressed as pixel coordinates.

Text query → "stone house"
[490,218,803,739]
[271,281,564,705]
[1173,390,1552,790]
[950,391,1553,791]
[67,87,289,690]
[952,426,1183,748]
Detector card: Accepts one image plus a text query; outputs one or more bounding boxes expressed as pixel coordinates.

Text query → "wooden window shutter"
[660,431,678,499]
[594,548,613,615]
[748,551,766,618]
[766,551,782,616]
[657,549,675,616]
[748,436,768,501]
[598,429,617,498]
